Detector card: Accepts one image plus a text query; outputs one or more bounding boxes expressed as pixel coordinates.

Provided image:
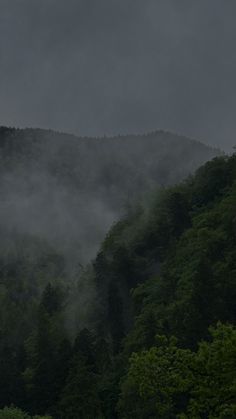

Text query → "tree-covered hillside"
[0,126,219,266]
[92,153,236,418]
[0,151,236,417]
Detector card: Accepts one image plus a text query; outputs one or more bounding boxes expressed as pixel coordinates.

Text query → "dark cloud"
[0,0,235,150]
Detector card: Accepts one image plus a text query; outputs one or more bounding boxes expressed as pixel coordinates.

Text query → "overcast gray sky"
[0,0,235,150]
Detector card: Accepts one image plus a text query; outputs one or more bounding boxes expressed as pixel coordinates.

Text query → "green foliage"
[120,163,236,354]
[59,353,103,419]
[0,406,51,418]
[93,154,236,416]
[118,335,193,418]
[23,284,70,416]
[59,330,98,417]
[118,323,236,419]
[186,323,236,418]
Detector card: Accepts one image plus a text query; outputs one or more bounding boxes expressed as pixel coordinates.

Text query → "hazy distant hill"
[0,127,221,265]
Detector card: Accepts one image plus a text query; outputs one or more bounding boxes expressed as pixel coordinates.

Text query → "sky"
[0,0,235,151]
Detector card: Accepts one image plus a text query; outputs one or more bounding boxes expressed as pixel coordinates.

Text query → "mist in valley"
[0,127,221,337]
[0,2,235,418]
[0,127,220,268]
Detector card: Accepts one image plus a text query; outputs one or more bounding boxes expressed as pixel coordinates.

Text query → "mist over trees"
[0,127,220,264]
[0,127,235,418]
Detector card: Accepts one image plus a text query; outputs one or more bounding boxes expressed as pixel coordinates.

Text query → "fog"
[0,128,220,271]
[0,1,235,151]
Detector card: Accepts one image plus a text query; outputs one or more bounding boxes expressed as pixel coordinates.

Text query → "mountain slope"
[91,153,236,418]
[0,127,220,265]
[0,146,235,418]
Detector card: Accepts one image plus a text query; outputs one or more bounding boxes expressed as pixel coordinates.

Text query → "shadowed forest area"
[0,128,235,417]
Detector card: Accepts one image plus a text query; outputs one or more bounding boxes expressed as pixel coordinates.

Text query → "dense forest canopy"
[0,128,235,418]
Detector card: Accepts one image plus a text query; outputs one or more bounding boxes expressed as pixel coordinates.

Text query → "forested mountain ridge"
[94,153,236,349]
[0,150,236,417]
[0,126,220,265]
[0,127,220,350]
[1,128,236,418]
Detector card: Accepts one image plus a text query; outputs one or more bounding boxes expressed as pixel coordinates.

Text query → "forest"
[0,130,235,418]
[0,127,219,265]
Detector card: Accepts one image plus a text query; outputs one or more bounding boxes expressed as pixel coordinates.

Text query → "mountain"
[0,126,220,266]
[0,148,235,418]
[90,153,236,418]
